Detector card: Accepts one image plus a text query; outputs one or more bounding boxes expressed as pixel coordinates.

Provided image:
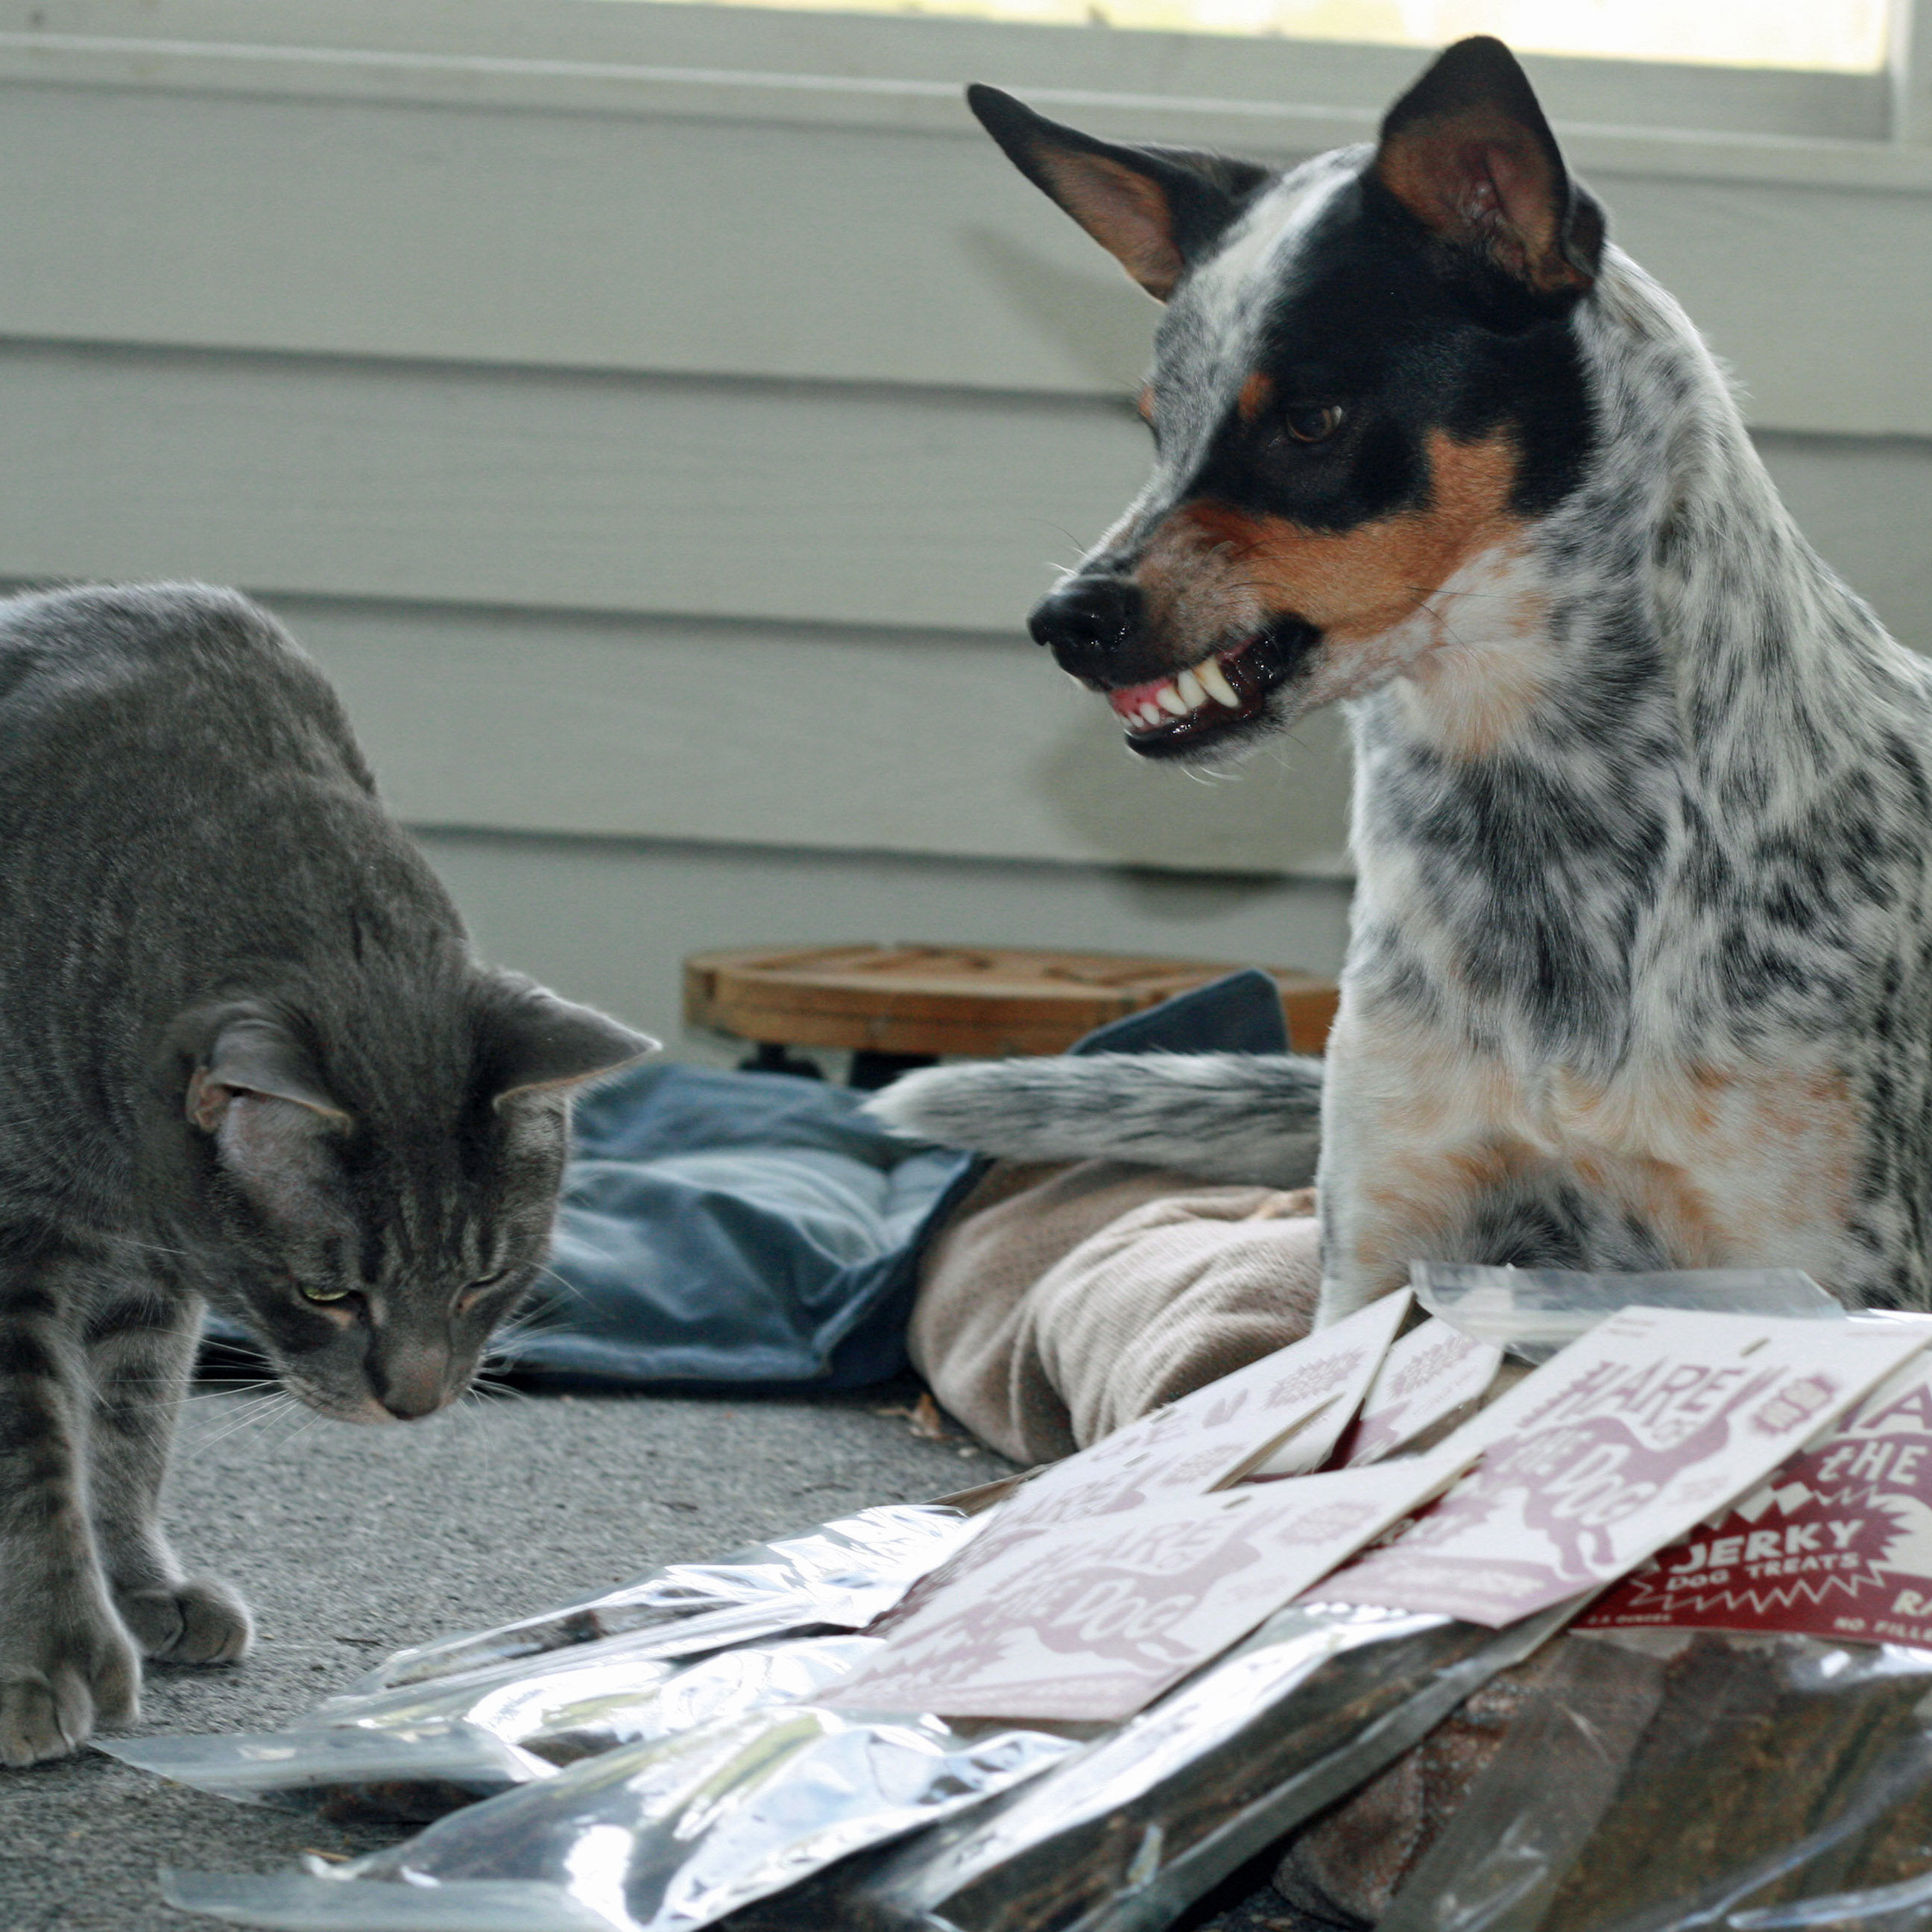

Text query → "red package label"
[1583,1346,1932,1644]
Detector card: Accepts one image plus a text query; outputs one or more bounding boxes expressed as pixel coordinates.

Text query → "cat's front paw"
[0,1614,141,1767]
[116,1576,253,1665]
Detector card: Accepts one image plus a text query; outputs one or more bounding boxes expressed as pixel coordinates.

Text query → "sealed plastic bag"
[115,1503,983,1828]
[728,1599,1579,1932]
[163,1702,1082,1932]
[356,1503,982,1692]
[98,1722,555,1825]
[319,1630,884,1767]
[102,1635,887,1825]
[1411,1265,1843,1364]
[1268,1628,1932,1932]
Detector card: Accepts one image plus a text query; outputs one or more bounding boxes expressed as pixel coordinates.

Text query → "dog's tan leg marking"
[1546,1059,1860,1272]
[1319,997,1864,1322]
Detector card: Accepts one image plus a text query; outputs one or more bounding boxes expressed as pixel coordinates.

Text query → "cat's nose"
[373,1346,450,1421]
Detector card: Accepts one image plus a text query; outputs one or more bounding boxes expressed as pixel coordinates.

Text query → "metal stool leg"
[847,1050,938,1091]
[739,1041,824,1080]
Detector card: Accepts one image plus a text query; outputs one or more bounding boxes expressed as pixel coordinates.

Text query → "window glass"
[637,0,1887,72]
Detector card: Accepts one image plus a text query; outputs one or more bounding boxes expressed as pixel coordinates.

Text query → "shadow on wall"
[1029,696,1356,879]
[958,227,1158,393]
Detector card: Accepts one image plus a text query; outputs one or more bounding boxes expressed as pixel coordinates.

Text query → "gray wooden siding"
[2,0,1928,1042]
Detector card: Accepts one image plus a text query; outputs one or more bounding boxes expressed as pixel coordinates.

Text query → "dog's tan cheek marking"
[1132,430,1526,673]
[1133,508,1272,663]
[1237,372,1273,422]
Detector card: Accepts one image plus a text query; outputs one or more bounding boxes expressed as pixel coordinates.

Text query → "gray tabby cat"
[0,582,652,1766]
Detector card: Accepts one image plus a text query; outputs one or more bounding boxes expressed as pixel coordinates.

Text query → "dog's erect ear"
[1375,37,1603,295]
[967,84,1273,301]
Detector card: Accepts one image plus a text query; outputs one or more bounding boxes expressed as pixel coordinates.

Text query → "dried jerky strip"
[1542,1638,1932,1932]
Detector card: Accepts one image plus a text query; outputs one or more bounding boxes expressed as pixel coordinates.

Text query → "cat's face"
[166,978,651,1423]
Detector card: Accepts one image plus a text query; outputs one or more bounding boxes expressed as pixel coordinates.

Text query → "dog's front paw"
[116,1576,253,1665]
[0,1613,142,1766]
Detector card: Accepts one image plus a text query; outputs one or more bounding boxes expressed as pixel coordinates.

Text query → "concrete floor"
[0,1377,1014,1932]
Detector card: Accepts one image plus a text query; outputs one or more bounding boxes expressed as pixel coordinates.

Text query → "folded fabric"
[511,1066,962,1389]
[514,967,1294,1393]
[912,1164,1321,1461]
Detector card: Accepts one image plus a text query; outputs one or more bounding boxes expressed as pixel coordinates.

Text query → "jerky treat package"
[97,1722,556,1825]
[163,1704,1082,1932]
[1271,1633,1664,1927]
[354,1504,979,1692]
[105,1635,886,1827]
[732,1600,1577,1932]
[1368,1629,1932,1932]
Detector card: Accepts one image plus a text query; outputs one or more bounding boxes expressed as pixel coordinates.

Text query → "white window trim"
[4,0,1932,191]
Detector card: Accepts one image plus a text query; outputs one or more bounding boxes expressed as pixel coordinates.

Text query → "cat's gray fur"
[0,582,651,1765]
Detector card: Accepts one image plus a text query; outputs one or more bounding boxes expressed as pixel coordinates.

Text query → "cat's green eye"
[300,1282,353,1304]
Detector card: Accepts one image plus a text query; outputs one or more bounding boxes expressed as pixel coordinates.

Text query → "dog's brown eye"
[1284,404,1345,444]
[300,1282,353,1304]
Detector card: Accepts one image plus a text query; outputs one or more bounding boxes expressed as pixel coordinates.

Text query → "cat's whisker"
[528,1264,587,1306]
[267,1407,329,1455]
[180,1392,296,1458]
[468,1374,528,1405]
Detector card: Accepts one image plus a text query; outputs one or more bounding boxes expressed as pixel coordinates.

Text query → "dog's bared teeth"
[1155,683,1190,717]
[1176,668,1207,710]
[1199,658,1241,707]
[1138,702,1163,727]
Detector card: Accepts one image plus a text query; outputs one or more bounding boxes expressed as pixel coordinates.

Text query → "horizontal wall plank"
[0,341,1150,631]
[4,342,1927,657]
[411,826,1355,1060]
[0,61,1925,431]
[271,598,1356,878]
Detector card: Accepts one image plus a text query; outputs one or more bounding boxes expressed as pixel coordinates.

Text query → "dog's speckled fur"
[870,39,1932,1322]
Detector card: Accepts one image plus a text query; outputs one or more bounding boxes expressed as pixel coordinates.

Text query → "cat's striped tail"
[864,1051,1324,1188]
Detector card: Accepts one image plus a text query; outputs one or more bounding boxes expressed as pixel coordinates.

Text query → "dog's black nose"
[1029,575,1143,678]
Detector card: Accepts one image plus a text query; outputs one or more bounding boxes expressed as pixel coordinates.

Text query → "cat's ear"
[479,980,657,1109]
[185,1012,350,1135]
[181,1011,351,1227]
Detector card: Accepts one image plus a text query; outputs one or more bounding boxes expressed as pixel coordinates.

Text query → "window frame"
[0,0,1919,157]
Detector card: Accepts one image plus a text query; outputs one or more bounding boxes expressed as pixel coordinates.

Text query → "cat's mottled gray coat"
[0,583,651,1765]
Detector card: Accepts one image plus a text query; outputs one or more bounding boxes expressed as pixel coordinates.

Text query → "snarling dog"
[870,37,1932,1323]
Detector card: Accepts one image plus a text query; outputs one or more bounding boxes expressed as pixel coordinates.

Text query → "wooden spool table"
[684,943,1339,1087]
